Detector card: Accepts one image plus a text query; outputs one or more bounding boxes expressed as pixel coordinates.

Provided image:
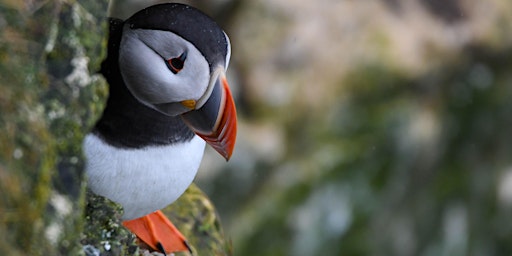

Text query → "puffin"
[83,2,237,254]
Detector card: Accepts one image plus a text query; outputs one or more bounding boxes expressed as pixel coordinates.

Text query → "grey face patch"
[118,27,210,116]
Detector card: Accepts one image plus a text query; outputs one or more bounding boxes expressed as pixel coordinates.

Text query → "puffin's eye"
[166,52,187,74]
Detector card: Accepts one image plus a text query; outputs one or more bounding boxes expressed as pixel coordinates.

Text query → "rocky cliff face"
[1,0,512,255]
[1,1,105,254]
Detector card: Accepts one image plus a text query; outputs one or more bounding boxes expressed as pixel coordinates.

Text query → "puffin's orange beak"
[181,71,237,160]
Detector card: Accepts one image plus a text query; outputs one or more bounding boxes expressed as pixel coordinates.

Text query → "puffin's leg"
[123,210,192,254]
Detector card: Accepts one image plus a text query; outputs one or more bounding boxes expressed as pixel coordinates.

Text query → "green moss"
[82,184,232,256]
[163,184,232,256]
[0,0,108,254]
[83,191,140,256]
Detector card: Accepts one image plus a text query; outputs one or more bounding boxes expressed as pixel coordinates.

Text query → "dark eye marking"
[166,52,187,74]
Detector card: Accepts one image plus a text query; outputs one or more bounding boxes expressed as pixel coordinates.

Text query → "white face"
[119,26,211,116]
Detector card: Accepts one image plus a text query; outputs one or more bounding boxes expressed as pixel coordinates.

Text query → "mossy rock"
[82,184,232,256]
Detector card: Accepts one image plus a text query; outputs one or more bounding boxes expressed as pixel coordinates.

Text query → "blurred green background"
[1,0,512,255]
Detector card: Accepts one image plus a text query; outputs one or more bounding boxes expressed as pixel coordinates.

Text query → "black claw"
[156,242,167,256]
[184,240,193,254]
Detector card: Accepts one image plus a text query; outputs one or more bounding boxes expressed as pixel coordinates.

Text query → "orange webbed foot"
[123,210,192,255]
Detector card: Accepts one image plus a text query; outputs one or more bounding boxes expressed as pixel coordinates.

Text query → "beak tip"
[223,143,235,161]
[222,152,231,161]
[200,129,236,162]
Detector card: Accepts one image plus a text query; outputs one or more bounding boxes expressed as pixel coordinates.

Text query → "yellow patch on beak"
[180,99,197,110]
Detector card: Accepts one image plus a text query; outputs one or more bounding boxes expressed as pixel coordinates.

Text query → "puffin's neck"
[93,18,194,149]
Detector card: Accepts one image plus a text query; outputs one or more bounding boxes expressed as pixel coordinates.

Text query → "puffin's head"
[119,3,236,160]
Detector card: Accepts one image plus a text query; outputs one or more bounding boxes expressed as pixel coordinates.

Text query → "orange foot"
[123,210,192,255]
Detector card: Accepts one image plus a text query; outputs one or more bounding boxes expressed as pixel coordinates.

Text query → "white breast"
[83,134,205,220]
